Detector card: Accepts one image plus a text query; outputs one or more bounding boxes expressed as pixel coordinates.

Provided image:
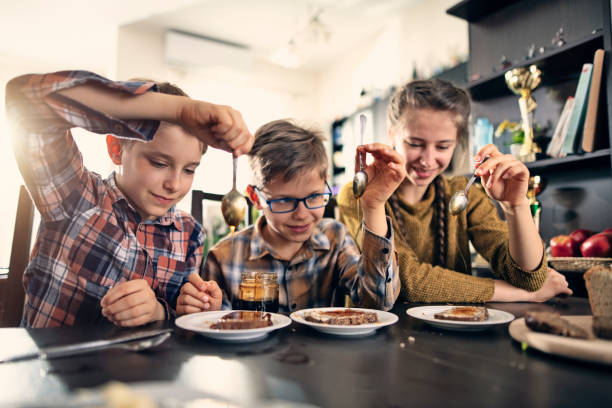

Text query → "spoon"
[0,329,173,362]
[352,114,368,198]
[449,156,489,215]
[115,331,171,352]
[221,155,248,229]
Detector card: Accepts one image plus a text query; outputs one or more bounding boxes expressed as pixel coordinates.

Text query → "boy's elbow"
[5,74,30,102]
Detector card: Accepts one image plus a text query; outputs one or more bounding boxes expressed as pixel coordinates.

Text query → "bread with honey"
[303,308,378,325]
[433,306,488,322]
[209,311,273,330]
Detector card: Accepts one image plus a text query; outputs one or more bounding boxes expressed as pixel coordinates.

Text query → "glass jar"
[234,271,279,313]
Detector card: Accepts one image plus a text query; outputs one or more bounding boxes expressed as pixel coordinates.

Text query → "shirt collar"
[105,172,182,231]
[248,216,330,261]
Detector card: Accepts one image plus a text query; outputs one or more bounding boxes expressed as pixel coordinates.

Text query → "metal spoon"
[0,329,173,362]
[115,331,171,352]
[221,155,247,229]
[352,114,368,198]
[449,156,489,215]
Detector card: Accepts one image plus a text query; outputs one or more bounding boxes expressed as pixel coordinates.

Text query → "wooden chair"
[0,186,35,327]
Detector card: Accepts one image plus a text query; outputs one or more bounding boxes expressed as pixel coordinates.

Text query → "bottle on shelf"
[528,175,542,231]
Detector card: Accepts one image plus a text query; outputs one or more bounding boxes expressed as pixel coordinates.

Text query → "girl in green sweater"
[337,79,572,303]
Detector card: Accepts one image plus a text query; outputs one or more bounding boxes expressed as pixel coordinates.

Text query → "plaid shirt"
[202,216,399,312]
[6,71,205,327]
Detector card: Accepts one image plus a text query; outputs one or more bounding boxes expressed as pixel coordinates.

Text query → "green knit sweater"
[337,175,547,303]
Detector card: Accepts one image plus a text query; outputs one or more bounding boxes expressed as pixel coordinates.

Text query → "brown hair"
[386,79,471,267]
[387,78,471,149]
[249,119,328,188]
[122,79,207,154]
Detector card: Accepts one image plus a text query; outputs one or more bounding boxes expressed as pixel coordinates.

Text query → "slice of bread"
[524,311,589,339]
[209,311,272,330]
[433,306,488,322]
[304,309,378,325]
[584,264,612,317]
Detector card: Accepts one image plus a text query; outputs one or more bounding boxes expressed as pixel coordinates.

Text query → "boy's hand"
[474,144,530,210]
[100,279,165,327]
[176,273,223,315]
[177,100,254,156]
[356,143,407,210]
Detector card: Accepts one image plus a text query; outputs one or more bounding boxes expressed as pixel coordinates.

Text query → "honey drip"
[229,225,236,253]
[456,241,471,275]
[355,197,363,238]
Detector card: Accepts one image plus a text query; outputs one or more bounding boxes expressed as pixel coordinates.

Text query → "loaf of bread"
[584,264,612,317]
[433,306,488,322]
[304,309,378,325]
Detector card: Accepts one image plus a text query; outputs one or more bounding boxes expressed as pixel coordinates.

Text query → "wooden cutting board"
[509,316,612,365]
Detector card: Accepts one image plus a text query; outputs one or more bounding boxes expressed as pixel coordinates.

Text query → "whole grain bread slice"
[584,264,612,317]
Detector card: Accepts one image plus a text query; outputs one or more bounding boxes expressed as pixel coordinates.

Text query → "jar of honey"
[234,271,279,313]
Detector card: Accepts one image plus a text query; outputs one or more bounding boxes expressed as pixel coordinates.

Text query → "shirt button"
[386,277,392,283]
[382,247,389,254]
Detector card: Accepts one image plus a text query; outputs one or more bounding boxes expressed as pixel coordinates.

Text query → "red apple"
[550,235,578,257]
[569,229,593,248]
[580,233,612,257]
[600,228,612,237]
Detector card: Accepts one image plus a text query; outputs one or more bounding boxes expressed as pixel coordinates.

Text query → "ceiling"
[126,0,424,71]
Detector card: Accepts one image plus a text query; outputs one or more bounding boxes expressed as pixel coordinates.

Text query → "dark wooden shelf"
[526,148,611,173]
[446,0,523,22]
[467,33,604,100]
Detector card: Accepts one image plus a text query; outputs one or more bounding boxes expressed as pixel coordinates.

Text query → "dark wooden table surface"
[0,297,610,407]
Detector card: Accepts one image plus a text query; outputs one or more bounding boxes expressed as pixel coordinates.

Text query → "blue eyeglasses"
[255,182,332,213]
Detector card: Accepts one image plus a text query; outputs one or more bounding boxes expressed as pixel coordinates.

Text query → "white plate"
[175,311,292,342]
[290,307,398,336]
[406,306,515,331]
[509,316,612,366]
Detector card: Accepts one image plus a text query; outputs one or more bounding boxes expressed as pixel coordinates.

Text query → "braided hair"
[386,79,470,267]
[388,176,447,266]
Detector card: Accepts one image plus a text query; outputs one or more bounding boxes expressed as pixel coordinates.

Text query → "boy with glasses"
[177,119,406,314]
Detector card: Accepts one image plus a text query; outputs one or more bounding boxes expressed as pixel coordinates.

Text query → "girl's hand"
[529,268,573,302]
[177,100,254,156]
[355,143,406,210]
[176,273,223,315]
[101,279,165,327]
[474,144,530,209]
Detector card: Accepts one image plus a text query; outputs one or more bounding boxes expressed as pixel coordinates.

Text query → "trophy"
[504,65,542,162]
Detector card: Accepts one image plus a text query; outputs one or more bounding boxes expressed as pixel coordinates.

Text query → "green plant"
[495,120,550,146]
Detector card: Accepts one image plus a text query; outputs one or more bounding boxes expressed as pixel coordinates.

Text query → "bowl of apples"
[548,228,612,272]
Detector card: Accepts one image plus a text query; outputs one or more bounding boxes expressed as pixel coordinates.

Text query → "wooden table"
[0,297,610,407]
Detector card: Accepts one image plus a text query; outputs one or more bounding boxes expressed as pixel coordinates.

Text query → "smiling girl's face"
[392,108,458,188]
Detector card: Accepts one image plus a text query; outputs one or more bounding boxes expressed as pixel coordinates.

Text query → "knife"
[0,328,172,363]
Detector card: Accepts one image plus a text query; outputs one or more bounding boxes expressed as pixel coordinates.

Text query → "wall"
[315,0,468,125]
[115,24,319,214]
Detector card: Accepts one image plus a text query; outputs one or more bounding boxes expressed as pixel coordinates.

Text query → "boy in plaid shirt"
[6,70,252,327]
[177,120,405,314]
